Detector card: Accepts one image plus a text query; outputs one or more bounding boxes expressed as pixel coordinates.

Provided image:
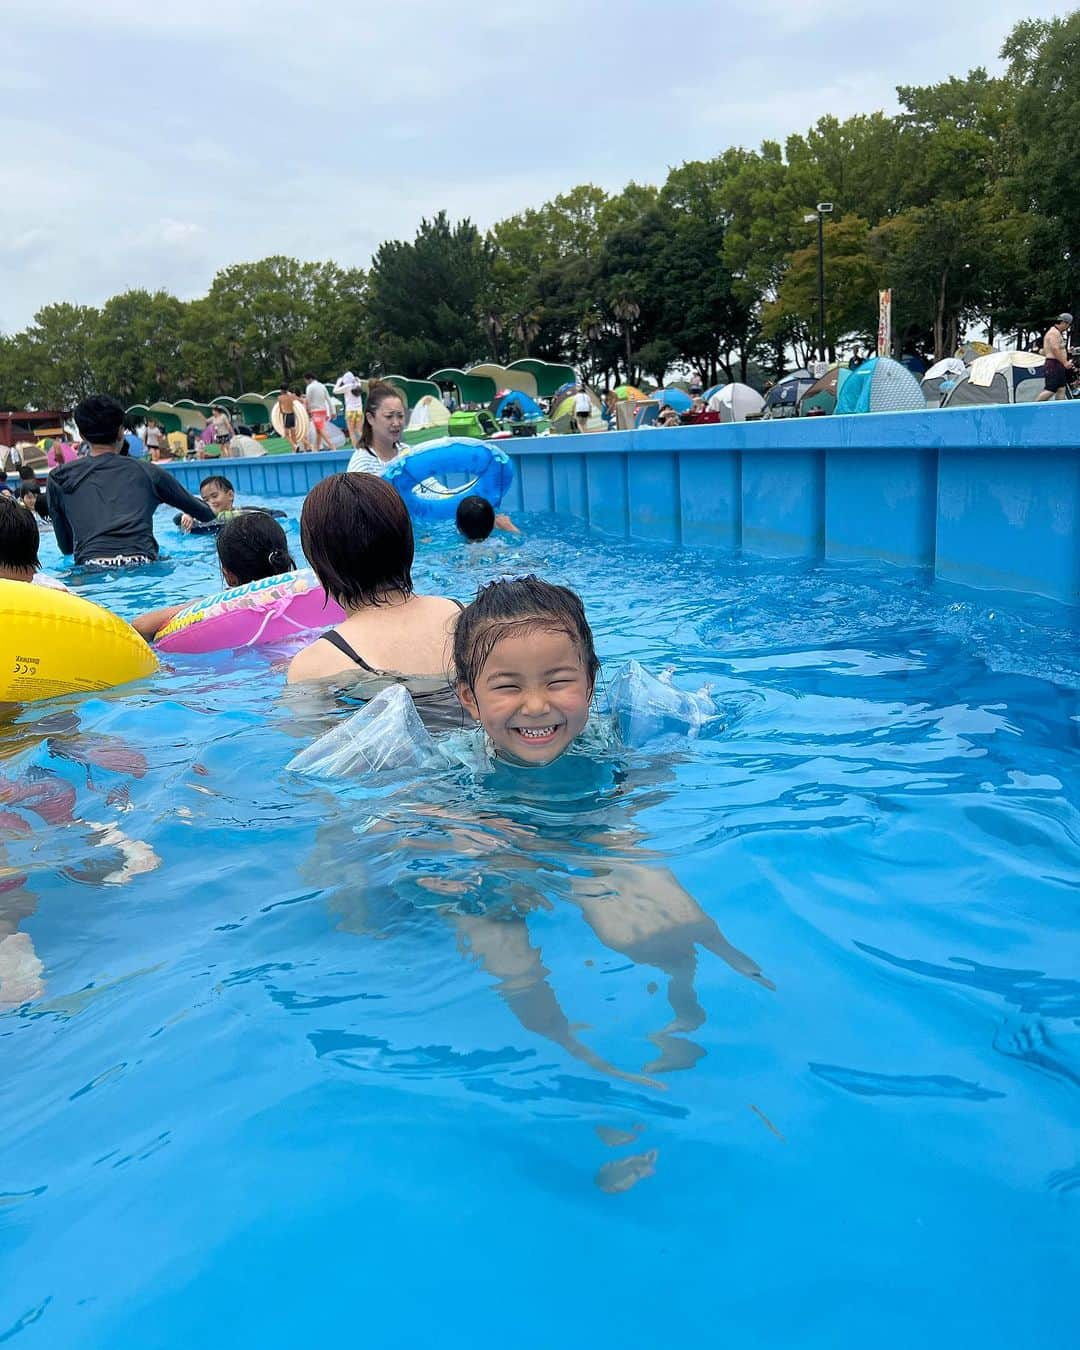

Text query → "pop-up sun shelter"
[940,351,1047,408]
[429,369,498,405]
[921,358,966,408]
[709,383,765,422]
[468,364,538,399]
[835,357,924,415]
[506,359,576,397]
[762,370,813,418]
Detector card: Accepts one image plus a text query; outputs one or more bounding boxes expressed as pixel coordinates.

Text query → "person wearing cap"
[1037,312,1074,401]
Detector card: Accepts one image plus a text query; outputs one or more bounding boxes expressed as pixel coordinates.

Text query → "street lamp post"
[803,202,833,363]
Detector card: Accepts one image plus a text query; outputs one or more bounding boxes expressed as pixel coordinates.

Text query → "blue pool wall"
[163,403,1080,605]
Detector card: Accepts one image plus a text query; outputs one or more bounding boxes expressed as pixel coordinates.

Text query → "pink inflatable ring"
[155,569,344,654]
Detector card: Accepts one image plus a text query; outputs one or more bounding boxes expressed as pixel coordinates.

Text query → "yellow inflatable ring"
[0,580,158,703]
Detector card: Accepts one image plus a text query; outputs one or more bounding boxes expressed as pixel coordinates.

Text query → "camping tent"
[407,396,451,430]
[494,391,543,420]
[710,383,765,422]
[798,366,843,416]
[921,358,965,408]
[550,389,602,434]
[762,369,813,419]
[940,351,1046,408]
[835,358,924,415]
[655,388,692,412]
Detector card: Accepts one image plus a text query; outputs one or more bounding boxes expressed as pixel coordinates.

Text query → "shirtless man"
[277,386,303,451]
[1037,312,1074,401]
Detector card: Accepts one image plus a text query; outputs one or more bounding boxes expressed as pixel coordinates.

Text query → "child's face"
[201,482,234,514]
[458,626,593,766]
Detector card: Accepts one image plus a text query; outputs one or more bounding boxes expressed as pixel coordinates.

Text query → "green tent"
[383,374,441,408]
[428,368,497,404]
[507,359,576,397]
[175,398,214,417]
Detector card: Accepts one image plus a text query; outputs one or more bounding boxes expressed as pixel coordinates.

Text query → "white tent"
[709,383,765,422]
[407,395,451,430]
[922,357,965,408]
[941,351,1047,408]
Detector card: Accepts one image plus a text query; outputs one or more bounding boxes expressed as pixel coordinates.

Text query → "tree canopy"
[2,12,1076,410]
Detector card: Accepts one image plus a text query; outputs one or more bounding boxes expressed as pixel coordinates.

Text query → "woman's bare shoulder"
[287,636,343,684]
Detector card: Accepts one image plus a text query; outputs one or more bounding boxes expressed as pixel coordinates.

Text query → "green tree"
[1003,13,1080,296]
[91,289,185,404]
[765,214,879,361]
[366,212,493,375]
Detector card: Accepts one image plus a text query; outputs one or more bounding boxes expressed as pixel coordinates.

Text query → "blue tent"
[655,388,692,412]
[702,383,726,401]
[494,391,543,420]
[835,357,924,415]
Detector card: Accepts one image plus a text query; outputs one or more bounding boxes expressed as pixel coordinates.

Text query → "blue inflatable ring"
[383,438,514,522]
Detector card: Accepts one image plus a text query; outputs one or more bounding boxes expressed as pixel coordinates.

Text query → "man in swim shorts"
[47,394,215,567]
[1037,313,1074,401]
[304,371,336,451]
[277,387,303,452]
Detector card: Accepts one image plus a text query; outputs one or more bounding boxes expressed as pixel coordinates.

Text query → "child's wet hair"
[216,512,294,585]
[0,494,41,572]
[200,474,234,495]
[453,575,599,690]
[455,495,495,541]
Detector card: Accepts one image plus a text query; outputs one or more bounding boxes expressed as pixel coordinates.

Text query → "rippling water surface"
[2,500,1078,1348]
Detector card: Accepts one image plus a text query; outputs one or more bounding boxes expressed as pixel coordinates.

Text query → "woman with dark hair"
[345,380,407,475]
[287,473,461,685]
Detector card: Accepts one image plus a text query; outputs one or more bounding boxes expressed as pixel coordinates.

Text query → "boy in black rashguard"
[47,395,214,567]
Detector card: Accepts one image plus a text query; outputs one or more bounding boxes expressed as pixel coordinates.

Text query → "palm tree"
[227,340,244,393]
[485,311,504,362]
[612,296,640,382]
[579,309,605,387]
[513,313,541,356]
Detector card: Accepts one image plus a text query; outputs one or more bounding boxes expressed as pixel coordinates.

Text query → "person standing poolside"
[333,371,365,450]
[209,406,235,445]
[145,420,162,455]
[573,386,592,433]
[304,371,336,451]
[346,380,407,474]
[276,386,304,452]
[1037,313,1074,401]
[47,394,214,568]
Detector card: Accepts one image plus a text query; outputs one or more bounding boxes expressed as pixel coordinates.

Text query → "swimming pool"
[2,500,1077,1348]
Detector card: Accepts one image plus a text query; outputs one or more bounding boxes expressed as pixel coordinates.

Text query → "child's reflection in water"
[0,709,160,1005]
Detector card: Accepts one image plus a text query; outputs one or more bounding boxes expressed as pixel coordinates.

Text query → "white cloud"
[0,0,1076,331]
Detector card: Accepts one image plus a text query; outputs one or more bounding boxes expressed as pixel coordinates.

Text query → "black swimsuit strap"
[319,629,376,673]
[320,601,462,670]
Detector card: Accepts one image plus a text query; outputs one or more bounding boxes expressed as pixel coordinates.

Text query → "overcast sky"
[1,0,1074,333]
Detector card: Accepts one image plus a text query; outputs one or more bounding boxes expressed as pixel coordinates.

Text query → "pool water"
[2,500,1078,1348]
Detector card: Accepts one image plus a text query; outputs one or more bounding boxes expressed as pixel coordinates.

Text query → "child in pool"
[0,494,66,589]
[454,494,520,541]
[296,572,772,1085]
[132,512,296,640]
[178,474,236,532]
[453,575,598,766]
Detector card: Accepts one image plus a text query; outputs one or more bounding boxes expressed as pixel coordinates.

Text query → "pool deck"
[161,403,1080,605]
